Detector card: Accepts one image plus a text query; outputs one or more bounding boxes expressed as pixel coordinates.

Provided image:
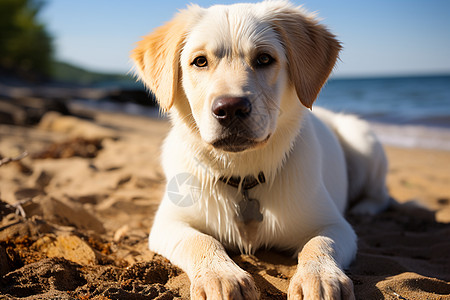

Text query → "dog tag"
[236,190,263,224]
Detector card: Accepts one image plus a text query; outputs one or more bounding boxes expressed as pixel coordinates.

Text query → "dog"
[132,1,390,299]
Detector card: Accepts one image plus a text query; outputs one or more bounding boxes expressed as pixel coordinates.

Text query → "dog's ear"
[270,5,341,109]
[131,7,201,112]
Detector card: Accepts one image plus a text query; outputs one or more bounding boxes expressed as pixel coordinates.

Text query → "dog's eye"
[192,56,208,68]
[256,53,274,67]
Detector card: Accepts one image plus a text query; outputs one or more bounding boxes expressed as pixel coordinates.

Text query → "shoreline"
[99,103,450,152]
[372,122,450,151]
[2,77,450,151]
[69,99,450,151]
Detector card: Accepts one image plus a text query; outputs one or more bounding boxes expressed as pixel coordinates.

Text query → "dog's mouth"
[211,134,271,153]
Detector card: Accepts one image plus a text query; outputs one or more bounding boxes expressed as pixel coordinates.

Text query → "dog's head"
[132,1,340,153]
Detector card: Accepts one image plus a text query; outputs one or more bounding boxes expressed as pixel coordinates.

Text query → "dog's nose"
[211,97,252,125]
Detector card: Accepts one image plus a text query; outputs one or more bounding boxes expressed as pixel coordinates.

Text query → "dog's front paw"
[287,262,355,300]
[190,266,259,300]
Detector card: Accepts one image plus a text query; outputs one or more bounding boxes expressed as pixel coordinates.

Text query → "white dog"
[132,1,390,299]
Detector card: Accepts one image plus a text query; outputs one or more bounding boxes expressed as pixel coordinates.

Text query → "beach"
[1,106,450,299]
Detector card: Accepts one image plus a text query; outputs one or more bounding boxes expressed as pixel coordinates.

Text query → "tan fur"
[271,9,342,108]
[131,7,201,111]
[289,235,355,299]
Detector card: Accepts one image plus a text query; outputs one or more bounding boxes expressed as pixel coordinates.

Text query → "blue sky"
[40,0,450,77]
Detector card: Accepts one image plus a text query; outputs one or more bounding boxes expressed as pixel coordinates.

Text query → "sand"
[0,109,449,299]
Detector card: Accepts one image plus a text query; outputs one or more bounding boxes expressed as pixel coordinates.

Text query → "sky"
[40,0,450,78]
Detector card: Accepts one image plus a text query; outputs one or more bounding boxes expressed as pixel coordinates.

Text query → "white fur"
[133,1,390,299]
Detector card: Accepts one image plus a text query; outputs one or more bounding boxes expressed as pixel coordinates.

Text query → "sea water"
[318,75,450,127]
[317,75,450,150]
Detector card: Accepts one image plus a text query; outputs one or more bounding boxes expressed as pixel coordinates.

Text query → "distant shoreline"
[330,72,450,81]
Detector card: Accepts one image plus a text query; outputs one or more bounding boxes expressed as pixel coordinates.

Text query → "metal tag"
[235,190,263,224]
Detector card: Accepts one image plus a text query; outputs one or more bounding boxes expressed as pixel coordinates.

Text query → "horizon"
[41,0,450,78]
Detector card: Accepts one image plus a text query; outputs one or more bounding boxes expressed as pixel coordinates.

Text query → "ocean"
[318,75,450,128]
[316,75,450,150]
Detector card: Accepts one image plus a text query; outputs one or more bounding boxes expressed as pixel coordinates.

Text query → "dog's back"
[313,107,391,214]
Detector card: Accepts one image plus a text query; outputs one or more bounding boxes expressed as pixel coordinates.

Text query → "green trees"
[0,0,53,80]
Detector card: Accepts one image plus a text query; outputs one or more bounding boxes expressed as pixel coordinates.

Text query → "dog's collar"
[219,172,265,224]
[219,172,265,190]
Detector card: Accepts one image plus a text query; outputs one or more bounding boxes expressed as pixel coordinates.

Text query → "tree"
[0,0,53,80]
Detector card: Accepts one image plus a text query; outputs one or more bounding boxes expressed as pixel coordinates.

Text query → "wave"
[370,122,450,151]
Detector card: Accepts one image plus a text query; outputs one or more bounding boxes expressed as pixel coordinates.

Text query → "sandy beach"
[1,108,449,299]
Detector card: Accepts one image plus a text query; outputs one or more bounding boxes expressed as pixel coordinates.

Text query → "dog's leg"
[287,223,356,300]
[149,215,259,300]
